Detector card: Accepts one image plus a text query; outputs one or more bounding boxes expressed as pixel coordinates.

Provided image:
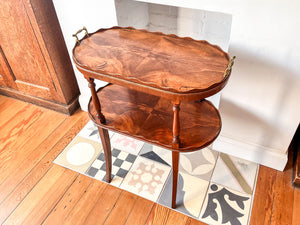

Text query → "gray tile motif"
[120,157,171,201]
[55,120,258,225]
[158,171,209,218]
[77,120,114,143]
[159,172,190,215]
[139,143,171,166]
[86,148,137,186]
[179,148,218,181]
[211,153,258,194]
[200,183,252,225]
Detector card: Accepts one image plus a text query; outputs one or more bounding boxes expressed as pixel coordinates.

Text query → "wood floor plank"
[42,174,93,225]
[103,190,138,225]
[250,166,277,225]
[0,95,8,105]
[0,105,45,182]
[145,204,170,225]
[124,197,154,225]
[0,95,18,106]
[0,97,298,225]
[165,209,188,225]
[2,165,78,225]
[292,187,300,225]
[185,217,208,225]
[84,185,122,225]
[270,165,294,225]
[62,180,108,225]
[0,109,66,183]
[0,111,89,223]
[0,104,44,150]
[0,110,87,203]
[0,96,27,128]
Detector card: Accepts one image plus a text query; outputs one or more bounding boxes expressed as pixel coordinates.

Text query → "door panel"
[0,0,56,100]
[0,45,17,88]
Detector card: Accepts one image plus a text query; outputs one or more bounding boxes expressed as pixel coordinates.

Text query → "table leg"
[97,127,112,183]
[172,102,181,148]
[87,77,106,123]
[172,151,179,208]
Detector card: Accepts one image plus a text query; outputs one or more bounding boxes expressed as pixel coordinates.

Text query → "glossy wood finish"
[172,102,181,148]
[74,27,229,209]
[73,27,230,101]
[97,127,112,183]
[87,78,105,123]
[89,84,221,206]
[172,151,180,208]
[1,96,300,225]
[0,0,79,114]
[88,84,221,152]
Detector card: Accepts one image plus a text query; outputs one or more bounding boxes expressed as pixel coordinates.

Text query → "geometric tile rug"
[54,121,259,225]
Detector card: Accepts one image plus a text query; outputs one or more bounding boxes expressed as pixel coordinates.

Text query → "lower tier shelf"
[88,84,221,152]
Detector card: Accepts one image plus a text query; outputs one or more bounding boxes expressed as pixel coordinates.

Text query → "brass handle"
[72,27,89,44]
[224,56,236,78]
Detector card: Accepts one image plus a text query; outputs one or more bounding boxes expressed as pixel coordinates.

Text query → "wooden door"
[0,0,59,101]
[0,46,17,89]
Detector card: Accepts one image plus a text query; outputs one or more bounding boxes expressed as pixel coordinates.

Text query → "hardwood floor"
[0,95,299,225]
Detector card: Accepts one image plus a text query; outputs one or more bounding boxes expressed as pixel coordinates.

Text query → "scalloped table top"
[73,27,230,94]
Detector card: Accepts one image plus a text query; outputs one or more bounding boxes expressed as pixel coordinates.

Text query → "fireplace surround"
[53,0,300,170]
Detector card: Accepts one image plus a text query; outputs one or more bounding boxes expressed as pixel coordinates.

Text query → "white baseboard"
[213,134,288,171]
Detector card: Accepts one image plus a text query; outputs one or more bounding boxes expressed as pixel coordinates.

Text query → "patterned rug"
[54,121,258,225]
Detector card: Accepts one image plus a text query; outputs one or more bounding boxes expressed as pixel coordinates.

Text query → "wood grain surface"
[292,188,300,224]
[62,180,107,225]
[2,165,77,225]
[270,156,294,224]
[103,191,138,225]
[42,174,92,225]
[0,95,299,225]
[73,27,230,96]
[249,166,277,225]
[124,197,154,225]
[0,0,79,114]
[83,185,122,225]
[145,204,170,225]
[88,84,221,152]
[0,97,27,127]
[185,218,207,225]
[165,210,188,225]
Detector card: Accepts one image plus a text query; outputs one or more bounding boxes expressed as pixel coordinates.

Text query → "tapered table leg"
[97,127,112,183]
[171,100,180,208]
[172,151,179,208]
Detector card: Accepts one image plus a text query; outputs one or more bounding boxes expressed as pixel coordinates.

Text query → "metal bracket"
[224,56,236,78]
[72,27,89,44]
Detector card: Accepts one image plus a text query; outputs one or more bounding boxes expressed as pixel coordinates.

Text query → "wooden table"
[72,26,235,208]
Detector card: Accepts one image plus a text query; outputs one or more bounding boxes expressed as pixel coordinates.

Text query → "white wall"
[115,0,232,108]
[52,0,118,109]
[115,0,149,29]
[135,0,300,170]
[53,0,300,170]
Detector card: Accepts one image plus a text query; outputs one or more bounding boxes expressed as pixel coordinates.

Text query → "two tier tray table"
[72,26,235,208]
